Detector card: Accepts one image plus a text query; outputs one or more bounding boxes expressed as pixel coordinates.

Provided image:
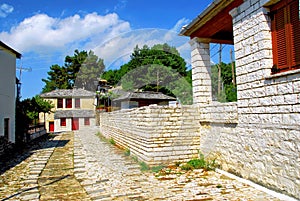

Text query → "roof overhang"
[0,41,22,59]
[180,0,244,44]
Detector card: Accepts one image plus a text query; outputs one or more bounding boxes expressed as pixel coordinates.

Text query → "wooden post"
[218,44,222,96]
[230,48,236,86]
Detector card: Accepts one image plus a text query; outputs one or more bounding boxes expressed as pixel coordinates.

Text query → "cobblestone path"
[74,127,284,201]
[38,132,90,201]
[0,128,293,200]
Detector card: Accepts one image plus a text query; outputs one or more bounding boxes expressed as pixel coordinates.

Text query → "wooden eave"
[180,0,243,44]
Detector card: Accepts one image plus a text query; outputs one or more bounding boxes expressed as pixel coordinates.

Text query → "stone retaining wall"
[99,103,238,166]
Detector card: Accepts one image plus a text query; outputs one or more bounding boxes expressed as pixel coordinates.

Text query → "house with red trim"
[180,0,299,199]
[40,88,96,132]
[0,41,21,153]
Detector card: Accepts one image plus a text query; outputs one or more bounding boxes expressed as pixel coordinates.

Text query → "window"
[4,118,9,140]
[57,98,63,108]
[66,98,72,108]
[60,118,66,126]
[75,98,80,108]
[84,117,90,126]
[270,0,300,74]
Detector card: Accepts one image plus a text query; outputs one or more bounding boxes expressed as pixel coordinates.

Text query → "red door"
[49,122,54,132]
[72,118,79,130]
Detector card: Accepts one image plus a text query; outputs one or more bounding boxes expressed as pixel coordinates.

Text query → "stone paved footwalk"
[0,127,295,200]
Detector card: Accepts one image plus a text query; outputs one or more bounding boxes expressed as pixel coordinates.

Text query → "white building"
[0,41,21,144]
[40,88,96,132]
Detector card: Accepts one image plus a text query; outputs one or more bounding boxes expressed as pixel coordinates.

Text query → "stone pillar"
[189,37,212,105]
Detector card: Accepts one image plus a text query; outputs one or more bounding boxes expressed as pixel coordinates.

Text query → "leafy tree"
[23,95,54,125]
[42,50,104,92]
[75,50,105,91]
[101,43,193,104]
[15,95,53,144]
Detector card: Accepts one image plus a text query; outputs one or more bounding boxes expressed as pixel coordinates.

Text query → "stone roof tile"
[41,88,95,98]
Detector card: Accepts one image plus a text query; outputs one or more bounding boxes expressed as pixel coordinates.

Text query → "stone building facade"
[180,0,300,199]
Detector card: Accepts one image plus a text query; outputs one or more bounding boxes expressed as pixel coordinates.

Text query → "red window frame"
[270,0,300,74]
[84,117,90,126]
[57,98,63,108]
[66,98,72,108]
[75,98,80,108]
[60,118,66,126]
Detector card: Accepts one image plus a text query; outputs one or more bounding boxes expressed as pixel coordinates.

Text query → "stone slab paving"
[0,128,295,200]
[38,132,90,201]
[0,134,60,201]
[74,127,287,201]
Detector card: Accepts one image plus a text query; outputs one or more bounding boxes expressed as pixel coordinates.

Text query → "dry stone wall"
[99,103,238,167]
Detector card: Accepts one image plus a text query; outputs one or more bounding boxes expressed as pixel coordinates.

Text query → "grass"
[151,165,165,173]
[96,132,116,146]
[180,152,217,171]
[139,161,150,171]
[124,148,130,156]
[109,138,116,145]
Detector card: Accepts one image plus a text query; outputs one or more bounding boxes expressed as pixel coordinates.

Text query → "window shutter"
[273,6,288,70]
[66,98,72,108]
[289,0,300,67]
[271,0,300,73]
[57,98,63,108]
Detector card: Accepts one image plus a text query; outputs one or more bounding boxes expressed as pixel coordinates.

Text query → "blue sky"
[0,0,235,99]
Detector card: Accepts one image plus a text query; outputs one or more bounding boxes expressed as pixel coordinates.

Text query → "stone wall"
[228,0,299,198]
[100,105,200,166]
[99,103,238,166]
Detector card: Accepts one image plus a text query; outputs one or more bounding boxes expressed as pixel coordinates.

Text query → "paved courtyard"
[0,127,292,200]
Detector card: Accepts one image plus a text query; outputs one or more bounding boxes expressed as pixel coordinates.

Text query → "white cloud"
[0,12,131,53]
[164,18,190,41]
[0,3,14,18]
[93,27,191,70]
[1,13,191,71]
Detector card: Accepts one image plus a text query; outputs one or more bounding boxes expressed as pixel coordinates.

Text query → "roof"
[113,91,176,102]
[179,0,243,44]
[54,110,95,118]
[41,88,95,98]
[0,41,22,59]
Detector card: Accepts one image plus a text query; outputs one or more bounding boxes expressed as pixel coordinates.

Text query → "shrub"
[124,148,130,156]
[181,152,217,171]
[109,138,116,145]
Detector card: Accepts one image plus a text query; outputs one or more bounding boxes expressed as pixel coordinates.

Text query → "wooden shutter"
[289,0,300,67]
[66,98,72,108]
[271,0,300,73]
[60,118,66,126]
[84,117,90,126]
[75,98,80,108]
[272,5,288,70]
[57,98,63,108]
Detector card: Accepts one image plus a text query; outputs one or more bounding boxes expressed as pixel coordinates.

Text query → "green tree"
[42,50,104,92]
[24,95,54,125]
[101,43,192,104]
[75,50,105,91]
[15,95,53,144]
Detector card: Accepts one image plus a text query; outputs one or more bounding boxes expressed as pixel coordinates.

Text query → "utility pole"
[156,70,159,92]
[230,48,236,86]
[16,65,32,98]
[218,44,222,96]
